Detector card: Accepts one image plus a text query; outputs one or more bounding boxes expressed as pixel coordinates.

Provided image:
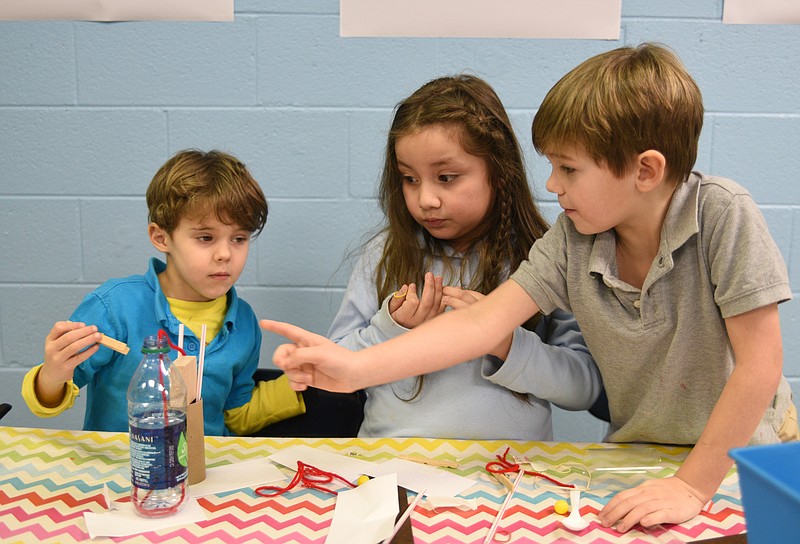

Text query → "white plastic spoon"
[562,488,589,532]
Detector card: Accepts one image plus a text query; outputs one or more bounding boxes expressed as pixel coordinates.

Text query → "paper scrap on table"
[325,473,399,544]
[84,497,206,538]
[268,444,375,482]
[426,496,477,511]
[370,458,475,497]
[191,458,285,496]
[102,483,117,510]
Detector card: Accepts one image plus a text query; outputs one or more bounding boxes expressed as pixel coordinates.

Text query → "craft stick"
[398,455,459,469]
[196,324,207,400]
[178,323,185,350]
[491,471,515,492]
[383,488,426,544]
[98,334,130,355]
[483,470,524,544]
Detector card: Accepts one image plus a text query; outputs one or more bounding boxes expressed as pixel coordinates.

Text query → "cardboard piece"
[173,355,206,484]
[186,399,206,484]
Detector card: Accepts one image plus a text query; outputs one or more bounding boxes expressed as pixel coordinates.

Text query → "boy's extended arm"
[263,279,540,392]
[600,303,784,531]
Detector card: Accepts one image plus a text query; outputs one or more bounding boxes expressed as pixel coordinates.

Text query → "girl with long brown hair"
[327,75,600,439]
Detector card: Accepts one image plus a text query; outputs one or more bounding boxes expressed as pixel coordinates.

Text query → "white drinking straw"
[196,324,207,400]
[178,323,185,350]
[483,470,524,544]
[383,488,426,544]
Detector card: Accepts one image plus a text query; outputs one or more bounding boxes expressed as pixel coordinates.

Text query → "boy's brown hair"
[146,149,268,235]
[532,42,704,184]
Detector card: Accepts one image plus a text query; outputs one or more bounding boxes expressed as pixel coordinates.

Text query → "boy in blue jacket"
[23,149,304,435]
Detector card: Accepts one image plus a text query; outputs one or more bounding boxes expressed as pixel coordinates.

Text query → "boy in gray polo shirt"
[261,43,798,531]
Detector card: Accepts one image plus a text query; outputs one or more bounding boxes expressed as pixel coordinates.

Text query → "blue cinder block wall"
[1,0,798,440]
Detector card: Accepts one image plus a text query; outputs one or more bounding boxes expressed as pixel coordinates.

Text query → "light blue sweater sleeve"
[327,241,408,349]
[481,309,602,411]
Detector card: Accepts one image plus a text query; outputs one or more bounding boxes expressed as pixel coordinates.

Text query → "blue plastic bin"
[729,442,800,544]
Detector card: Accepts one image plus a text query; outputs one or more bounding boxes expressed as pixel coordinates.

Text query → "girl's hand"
[389,272,444,329]
[443,286,512,359]
[599,476,706,533]
[38,321,101,406]
[387,284,410,314]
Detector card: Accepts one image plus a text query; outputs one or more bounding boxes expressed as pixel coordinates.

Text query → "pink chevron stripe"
[0,521,89,542]
[2,504,89,525]
[696,506,747,523]
[413,515,589,538]
[112,526,320,544]
[410,504,586,535]
[411,515,503,534]
[199,496,336,516]
[195,511,331,533]
[416,503,567,524]
[667,522,747,539]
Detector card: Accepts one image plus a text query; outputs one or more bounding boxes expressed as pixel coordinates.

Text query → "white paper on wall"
[723,0,800,24]
[340,0,621,39]
[0,0,233,22]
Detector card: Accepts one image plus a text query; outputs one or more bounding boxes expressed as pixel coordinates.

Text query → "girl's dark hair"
[376,74,548,300]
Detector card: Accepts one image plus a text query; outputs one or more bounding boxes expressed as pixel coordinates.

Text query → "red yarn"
[255,461,357,497]
[158,329,186,356]
[485,447,574,488]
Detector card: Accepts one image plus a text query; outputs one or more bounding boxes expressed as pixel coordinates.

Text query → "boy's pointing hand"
[259,319,361,394]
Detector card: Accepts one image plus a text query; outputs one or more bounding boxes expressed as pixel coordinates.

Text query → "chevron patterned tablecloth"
[0,426,746,543]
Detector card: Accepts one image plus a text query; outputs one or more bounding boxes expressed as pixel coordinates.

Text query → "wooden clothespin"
[398,455,459,469]
[491,471,515,492]
[98,334,130,355]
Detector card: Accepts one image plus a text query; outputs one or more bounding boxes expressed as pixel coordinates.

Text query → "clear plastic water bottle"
[127,333,189,517]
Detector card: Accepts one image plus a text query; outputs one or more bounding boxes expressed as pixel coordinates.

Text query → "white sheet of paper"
[84,497,206,538]
[369,458,475,497]
[268,444,375,482]
[191,458,285,497]
[0,0,232,21]
[325,473,399,544]
[340,0,621,39]
[723,0,800,24]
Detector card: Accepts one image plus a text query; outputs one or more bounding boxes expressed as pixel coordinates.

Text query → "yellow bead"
[357,475,370,486]
[554,499,569,515]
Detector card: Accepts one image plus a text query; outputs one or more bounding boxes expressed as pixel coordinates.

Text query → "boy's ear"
[148,222,169,252]
[634,150,667,193]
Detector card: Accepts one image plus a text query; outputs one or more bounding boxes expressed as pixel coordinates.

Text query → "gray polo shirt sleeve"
[702,182,791,318]
[510,214,575,316]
